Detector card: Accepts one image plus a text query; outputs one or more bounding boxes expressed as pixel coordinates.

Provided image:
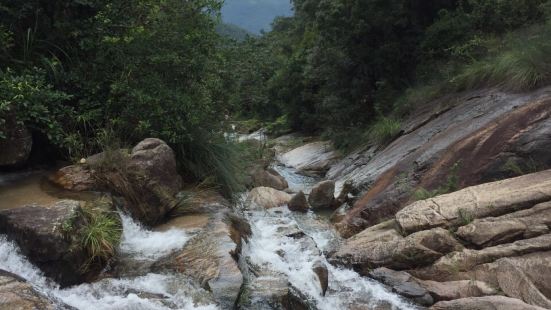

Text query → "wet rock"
[0,119,32,167]
[288,191,309,213]
[279,141,339,176]
[456,201,551,247]
[332,89,551,238]
[246,187,292,210]
[0,200,120,287]
[330,227,462,272]
[430,296,546,310]
[49,164,97,191]
[152,214,243,308]
[369,267,433,306]
[330,203,352,223]
[252,168,288,190]
[396,170,551,234]
[0,269,56,309]
[308,180,335,210]
[312,260,329,296]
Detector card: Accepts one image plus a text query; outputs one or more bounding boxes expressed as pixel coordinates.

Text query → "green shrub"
[0,69,71,142]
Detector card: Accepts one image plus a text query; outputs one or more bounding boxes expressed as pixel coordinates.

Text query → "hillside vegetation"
[2,0,551,195]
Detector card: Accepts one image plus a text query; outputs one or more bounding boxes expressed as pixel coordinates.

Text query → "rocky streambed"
[0,136,413,310]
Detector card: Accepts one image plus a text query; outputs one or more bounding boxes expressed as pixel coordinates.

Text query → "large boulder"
[0,270,56,309]
[396,170,551,234]
[288,191,309,213]
[430,296,546,310]
[308,180,335,210]
[418,279,497,302]
[246,187,292,210]
[0,200,121,287]
[252,168,288,190]
[152,213,242,308]
[330,227,462,272]
[0,119,32,168]
[456,201,551,247]
[127,138,183,194]
[58,138,184,225]
[279,141,339,176]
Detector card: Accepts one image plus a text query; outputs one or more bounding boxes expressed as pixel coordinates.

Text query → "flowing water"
[0,163,414,309]
[0,212,219,310]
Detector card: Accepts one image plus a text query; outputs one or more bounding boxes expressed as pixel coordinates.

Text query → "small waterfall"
[241,207,415,310]
[0,213,219,310]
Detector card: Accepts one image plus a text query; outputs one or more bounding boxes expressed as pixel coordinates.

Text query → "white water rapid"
[0,213,219,310]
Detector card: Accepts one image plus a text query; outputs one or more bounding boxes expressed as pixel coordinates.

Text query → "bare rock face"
[308,180,335,210]
[288,191,309,213]
[331,88,551,238]
[330,227,462,272]
[430,296,547,310]
[246,187,292,210]
[252,168,288,190]
[417,279,497,302]
[0,270,56,309]
[0,200,120,287]
[0,119,32,168]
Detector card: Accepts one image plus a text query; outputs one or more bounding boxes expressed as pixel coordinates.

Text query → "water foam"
[0,212,218,310]
[119,213,191,260]
[243,207,416,310]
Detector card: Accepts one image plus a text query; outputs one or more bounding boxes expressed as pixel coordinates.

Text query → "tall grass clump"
[452,25,551,92]
[178,130,246,198]
[368,117,402,146]
[79,206,122,271]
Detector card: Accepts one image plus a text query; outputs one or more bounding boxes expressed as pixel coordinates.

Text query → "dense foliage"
[0,0,245,195]
[225,0,551,145]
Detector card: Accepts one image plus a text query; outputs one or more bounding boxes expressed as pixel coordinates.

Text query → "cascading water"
[238,163,416,310]
[0,213,219,310]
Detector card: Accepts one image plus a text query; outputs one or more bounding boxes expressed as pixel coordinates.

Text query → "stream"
[0,159,414,309]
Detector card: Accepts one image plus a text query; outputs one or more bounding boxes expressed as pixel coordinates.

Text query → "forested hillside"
[2,0,551,194]
[225,0,551,149]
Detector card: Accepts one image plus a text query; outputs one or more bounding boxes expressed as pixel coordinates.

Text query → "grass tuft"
[78,205,122,270]
[368,117,402,146]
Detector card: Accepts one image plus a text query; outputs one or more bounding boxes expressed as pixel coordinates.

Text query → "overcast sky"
[221,0,293,33]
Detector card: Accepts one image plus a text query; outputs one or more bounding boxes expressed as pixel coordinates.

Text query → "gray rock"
[288,191,309,213]
[0,200,120,287]
[0,269,56,309]
[308,180,335,210]
[312,260,329,296]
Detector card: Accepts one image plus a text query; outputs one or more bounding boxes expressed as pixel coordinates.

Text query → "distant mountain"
[216,23,256,41]
[221,0,293,34]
